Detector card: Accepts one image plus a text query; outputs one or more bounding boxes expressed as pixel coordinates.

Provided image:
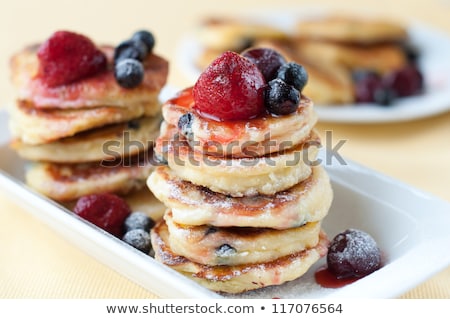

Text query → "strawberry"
[37,30,107,87]
[192,51,266,121]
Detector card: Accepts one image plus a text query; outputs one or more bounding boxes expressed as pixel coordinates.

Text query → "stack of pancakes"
[8,44,168,202]
[194,14,410,106]
[148,88,333,294]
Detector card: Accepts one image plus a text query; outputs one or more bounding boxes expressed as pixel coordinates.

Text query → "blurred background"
[1,0,449,201]
[0,0,449,298]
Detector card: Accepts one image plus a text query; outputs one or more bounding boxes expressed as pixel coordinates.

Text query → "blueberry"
[215,244,236,257]
[132,30,155,54]
[276,62,308,92]
[124,212,155,233]
[327,229,381,279]
[127,119,141,129]
[351,69,379,83]
[401,42,420,64]
[264,78,300,115]
[122,229,151,253]
[114,58,144,88]
[177,112,194,140]
[354,72,382,103]
[114,39,147,63]
[373,87,397,106]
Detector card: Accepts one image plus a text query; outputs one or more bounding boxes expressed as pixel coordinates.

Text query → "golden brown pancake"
[294,40,407,75]
[10,45,169,109]
[147,165,332,229]
[296,15,408,44]
[151,219,329,294]
[162,87,318,157]
[164,210,322,266]
[154,122,320,197]
[197,17,288,49]
[26,150,156,202]
[9,98,160,145]
[11,115,161,163]
[195,17,289,70]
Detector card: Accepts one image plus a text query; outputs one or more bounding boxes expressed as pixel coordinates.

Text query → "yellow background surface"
[0,0,449,298]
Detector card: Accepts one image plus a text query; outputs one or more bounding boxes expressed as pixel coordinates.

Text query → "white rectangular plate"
[1,109,449,298]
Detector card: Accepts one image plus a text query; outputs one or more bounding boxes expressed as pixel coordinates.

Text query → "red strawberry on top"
[37,30,107,87]
[193,51,266,121]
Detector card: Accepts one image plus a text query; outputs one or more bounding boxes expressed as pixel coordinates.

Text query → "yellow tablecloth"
[1,0,449,298]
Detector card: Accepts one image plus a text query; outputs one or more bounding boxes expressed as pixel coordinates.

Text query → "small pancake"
[10,45,168,109]
[11,115,161,163]
[296,15,408,44]
[151,219,329,294]
[26,150,156,202]
[164,210,321,266]
[155,122,320,197]
[147,165,332,229]
[253,39,355,105]
[162,87,318,157]
[197,17,289,51]
[9,97,160,145]
[294,40,407,75]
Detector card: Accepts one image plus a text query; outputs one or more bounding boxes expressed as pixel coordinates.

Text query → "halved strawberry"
[37,30,107,87]
[193,51,266,121]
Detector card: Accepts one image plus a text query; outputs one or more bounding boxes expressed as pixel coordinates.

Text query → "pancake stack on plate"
[8,32,168,202]
[147,54,333,293]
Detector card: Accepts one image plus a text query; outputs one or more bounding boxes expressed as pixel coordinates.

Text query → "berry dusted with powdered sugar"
[37,30,107,87]
[264,78,300,115]
[276,62,308,92]
[114,58,144,88]
[73,193,131,237]
[124,212,155,233]
[241,47,287,81]
[122,229,152,253]
[327,229,381,279]
[193,51,266,121]
[178,112,194,140]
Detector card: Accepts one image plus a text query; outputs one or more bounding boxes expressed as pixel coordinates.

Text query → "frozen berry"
[122,229,151,253]
[327,229,381,279]
[401,42,420,64]
[114,58,144,88]
[264,78,300,115]
[124,212,155,233]
[193,51,266,121]
[373,87,397,106]
[354,72,382,103]
[276,62,308,92]
[114,39,147,63]
[241,47,287,81]
[131,30,155,54]
[382,65,423,97]
[37,30,107,87]
[215,244,237,257]
[178,112,194,140]
[73,193,131,237]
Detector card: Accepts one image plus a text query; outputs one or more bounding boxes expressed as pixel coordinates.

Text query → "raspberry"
[193,51,266,121]
[241,47,286,81]
[73,193,131,237]
[37,30,107,87]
